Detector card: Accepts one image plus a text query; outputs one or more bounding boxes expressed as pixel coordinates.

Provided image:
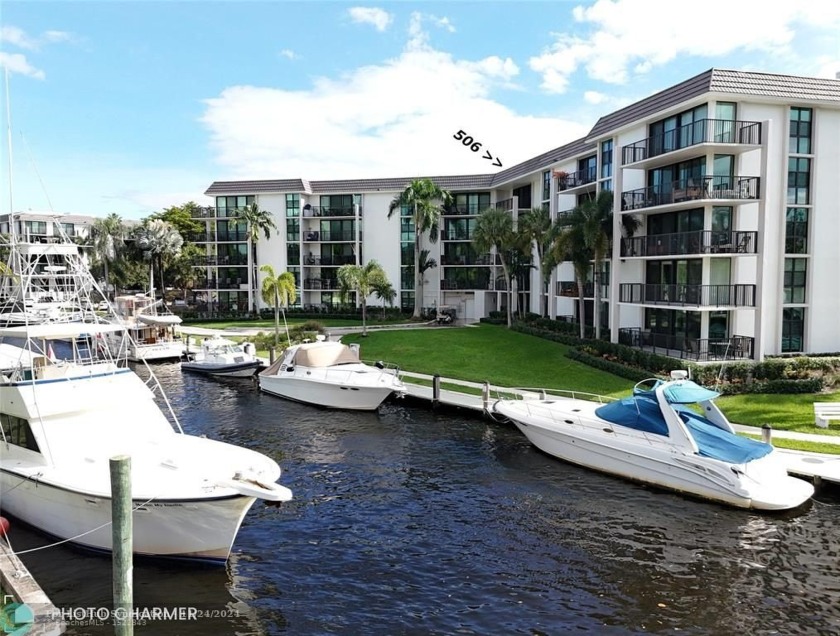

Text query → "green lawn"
[338,324,840,453]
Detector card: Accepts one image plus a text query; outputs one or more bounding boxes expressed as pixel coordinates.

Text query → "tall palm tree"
[337,260,388,336]
[550,216,592,339]
[517,205,552,317]
[387,179,453,319]
[473,207,515,328]
[136,219,183,300]
[242,202,277,316]
[260,264,296,347]
[92,213,124,299]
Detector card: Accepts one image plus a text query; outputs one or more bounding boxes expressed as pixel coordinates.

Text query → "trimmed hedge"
[510,318,836,395]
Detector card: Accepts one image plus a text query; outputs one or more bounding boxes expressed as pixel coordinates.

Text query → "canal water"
[8,362,840,635]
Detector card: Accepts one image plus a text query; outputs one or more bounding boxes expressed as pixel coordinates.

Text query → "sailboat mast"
[4,66,17,245]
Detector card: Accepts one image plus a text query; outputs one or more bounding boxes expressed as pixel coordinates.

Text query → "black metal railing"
[621,119,762,164]
[621,230,757,257]
[618,328,754,361]
[619,283,755,307]
[495,198,513,211]
[555,281,607,299]
[303,278,340,290]
[445,205,485,216]
[302,206,357,217]
[621,176,759,211]
[557,166,597,192]
[188,255,249,266]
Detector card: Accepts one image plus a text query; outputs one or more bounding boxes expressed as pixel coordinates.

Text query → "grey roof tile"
[489,138,596,186]
[204,179,307,195]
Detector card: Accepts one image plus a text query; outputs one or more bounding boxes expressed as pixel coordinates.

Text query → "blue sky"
[2,0,838,219]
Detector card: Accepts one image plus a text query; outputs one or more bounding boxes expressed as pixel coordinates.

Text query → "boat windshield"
[595,395,669,436]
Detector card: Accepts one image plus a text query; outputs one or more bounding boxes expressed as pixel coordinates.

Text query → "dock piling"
[432,375,441,408]
[761,423,772,444]
[110,455,134,636]
[482,381,490,412]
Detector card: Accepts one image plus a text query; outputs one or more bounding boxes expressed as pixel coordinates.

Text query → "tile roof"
[489,138,596,187]
[588,68,840,139]
[204,179,307,195]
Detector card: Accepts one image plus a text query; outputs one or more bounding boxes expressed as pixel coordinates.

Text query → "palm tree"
[387,179,453,319]
[242,202,277,316]
[336,260,388,336]
[92,213,124,299]
[550,215,592,339]
[372,279,397,320]
[260,264,296,347]
[473,207,515,327]
[136,219,183,300]
[517,205,552,317]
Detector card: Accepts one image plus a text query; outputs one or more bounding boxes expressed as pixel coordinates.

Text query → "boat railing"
[498,387,615,403]
[138,358,184,434]
[361,359,403,379]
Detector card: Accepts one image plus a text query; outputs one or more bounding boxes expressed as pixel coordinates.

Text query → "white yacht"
[258,337,406,410]
[0,233,293,562]
[181,335,263,377]
[492,371,814,511]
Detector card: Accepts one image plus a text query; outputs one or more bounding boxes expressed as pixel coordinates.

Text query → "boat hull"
[181,360,261,377]
[496,402,813,511]
[258,375,397,410]
[0,469,255,562]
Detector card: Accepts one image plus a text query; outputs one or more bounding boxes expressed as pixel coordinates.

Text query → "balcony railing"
[619,283,755,307]
[441,254,486,266]
[303,255,356,266]
[555,282,608,299]
[495,198,513,211]
[557,166,597,192]
[621,230,757,257]
[303,278,340,290]
[302,206,358,217]
[618,328,754,362]
[621,176,759,211]
[188,255,249,266]
[621,119,762,165]
[445,205,485,216]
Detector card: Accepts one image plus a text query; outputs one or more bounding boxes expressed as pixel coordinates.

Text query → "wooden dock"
[399,372,840,486]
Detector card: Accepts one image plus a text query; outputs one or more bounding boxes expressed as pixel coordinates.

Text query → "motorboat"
[491,371,814,511]
[0,231,293,562]
[181,335,263,377]
[258,336,406,410]
[107,294,184,362]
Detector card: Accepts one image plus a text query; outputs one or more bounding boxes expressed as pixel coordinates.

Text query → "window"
[512,185,532,209]
[787,157,810,205]
[216,195,254,218]
[789,108,812,155]
[781,308,805,352]
[452,192,490,215]
[785,208,808,254]
[400,216,415,243]
[542,171,551,203]
[0,413,40,452]
[783,258,807,304]
[286,218,300,242]
[287,244,300,266]
[579,155,597,184]
[600,140,613,179]
[286,194,300,217]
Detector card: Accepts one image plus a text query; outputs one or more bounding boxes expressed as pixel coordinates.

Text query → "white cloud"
[0,52,45,79]
[348,7,393,32]
[200,21,585,182]
[584,90,607,104]
[529,1,840,93]
[0,26,75,79]
[279,49,298,60]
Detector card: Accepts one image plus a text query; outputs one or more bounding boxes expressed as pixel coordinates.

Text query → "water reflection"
[8,363,840,635]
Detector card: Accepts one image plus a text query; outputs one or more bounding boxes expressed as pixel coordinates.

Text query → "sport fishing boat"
[258,336,406,410]
[0,230,293,562]
[181,335,263,377]
[491,371,814,511]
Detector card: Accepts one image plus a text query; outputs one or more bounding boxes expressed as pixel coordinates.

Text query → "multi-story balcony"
[619,283,755,307]
[621,230,757,257]
[440,253,494,266]
[445,205,484,216]
[556,166,597,193]
[621,119,762,168]
[618,328,754,362]
[556,281,607,299]
[185,230,249,242]
[621,175,759,212]
[302,206,358,217]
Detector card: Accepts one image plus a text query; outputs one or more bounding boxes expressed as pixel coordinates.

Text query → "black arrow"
[492,157,502,167]
[482,150,493,160]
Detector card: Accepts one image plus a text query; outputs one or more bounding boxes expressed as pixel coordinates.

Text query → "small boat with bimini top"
[107,293,184,362]
[181,335,263,377]
[258,336,406,410]
[491,371,814,511]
